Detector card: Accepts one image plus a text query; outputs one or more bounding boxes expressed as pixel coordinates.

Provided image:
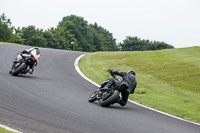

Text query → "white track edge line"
[74,53,200,126]
[0,124,22,133]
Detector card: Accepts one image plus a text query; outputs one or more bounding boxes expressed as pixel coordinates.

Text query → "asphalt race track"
[0,43,200,133]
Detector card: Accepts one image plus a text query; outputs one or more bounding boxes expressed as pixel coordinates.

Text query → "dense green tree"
[119,36,174,51]
[20,25,47,47]
[0,21,12,41]
[26,34,47,47]
[58,16,118,51]
[0,13,12,28]
[58,15,94,51]
[119,36,140,51]
[0,13,13,42]
[11,34,24,44]
[89,23,118,51]
[43,30,58,49]
[45,27,77,50]
[20,26,37,43]
[152,41,174,50]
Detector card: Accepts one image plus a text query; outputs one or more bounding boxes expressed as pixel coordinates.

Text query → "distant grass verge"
[79,46,200,123]
[0,42,23,45]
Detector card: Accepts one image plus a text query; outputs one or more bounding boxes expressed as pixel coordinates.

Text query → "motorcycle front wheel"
[88,91,97,103]
[12,63,26,76]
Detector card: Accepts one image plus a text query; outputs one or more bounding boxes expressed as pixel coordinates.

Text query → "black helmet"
[128,70,135,76]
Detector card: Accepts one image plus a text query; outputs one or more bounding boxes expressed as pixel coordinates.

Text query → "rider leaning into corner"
[10,47,40,74]
[100,70,137,106]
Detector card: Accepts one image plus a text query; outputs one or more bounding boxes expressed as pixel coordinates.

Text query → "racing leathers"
[10,47,40,74]
[100,70,137,106]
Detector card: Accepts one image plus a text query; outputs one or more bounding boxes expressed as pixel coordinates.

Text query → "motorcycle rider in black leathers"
[100,70,137,106]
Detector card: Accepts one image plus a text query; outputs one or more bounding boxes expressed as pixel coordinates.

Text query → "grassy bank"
[79,46,200,123]
[0,127,18,133]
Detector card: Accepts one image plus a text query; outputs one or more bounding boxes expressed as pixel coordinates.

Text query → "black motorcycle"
[10,54,35,76]
[88,70,127,107]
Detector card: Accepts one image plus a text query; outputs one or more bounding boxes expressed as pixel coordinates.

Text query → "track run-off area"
[0,43,200,133]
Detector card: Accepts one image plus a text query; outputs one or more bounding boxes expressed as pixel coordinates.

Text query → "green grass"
[79,46,200,123]
[0,42,23,45]
[0,127,18,133]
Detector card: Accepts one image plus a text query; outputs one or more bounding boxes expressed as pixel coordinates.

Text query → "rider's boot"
[117,98,126,106]
[9,66,13,74]
[29,69,34,74]
[29,64,35,74]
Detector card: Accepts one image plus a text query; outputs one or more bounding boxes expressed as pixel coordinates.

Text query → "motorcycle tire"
[100,90,119,107]
[88,93,97,103]
[12,63,26,76]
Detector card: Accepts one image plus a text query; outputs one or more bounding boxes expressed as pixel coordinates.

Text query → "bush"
[10,34,24,44]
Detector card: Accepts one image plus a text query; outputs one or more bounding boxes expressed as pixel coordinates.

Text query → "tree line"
[0,13,174,51]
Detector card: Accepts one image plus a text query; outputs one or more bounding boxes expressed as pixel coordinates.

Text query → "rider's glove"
[107,69,113,73]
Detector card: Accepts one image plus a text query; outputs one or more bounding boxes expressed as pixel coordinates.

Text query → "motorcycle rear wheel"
[100,90,119,107]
